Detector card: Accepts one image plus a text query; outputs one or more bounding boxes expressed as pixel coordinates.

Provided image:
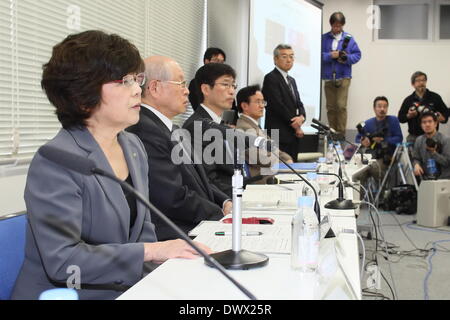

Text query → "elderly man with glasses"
[127,56,232,241]
[262,44,306,161]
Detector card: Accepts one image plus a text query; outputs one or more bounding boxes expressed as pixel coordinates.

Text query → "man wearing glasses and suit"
[183,63,238,197]
[236,85,294,183]
[127,56,232,241]
[262,44,306,161]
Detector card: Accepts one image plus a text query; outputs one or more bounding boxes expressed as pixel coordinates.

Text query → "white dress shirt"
[332,32,343,51]
[141,103,173,131]
[275,66,290,85]
[200,104,222,124]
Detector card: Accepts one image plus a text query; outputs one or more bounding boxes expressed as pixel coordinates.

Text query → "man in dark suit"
[263,44,306,161]
[183,63,237,197]
[127,56,232,241]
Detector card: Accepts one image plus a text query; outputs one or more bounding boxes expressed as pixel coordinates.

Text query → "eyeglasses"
[215,82,238,90]
[250,100,267,107]
[158,80,188,89]
[278,54,295,60]
[110,73,146,87]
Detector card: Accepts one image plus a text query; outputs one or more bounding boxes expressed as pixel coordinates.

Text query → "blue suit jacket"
[12,127,157,300]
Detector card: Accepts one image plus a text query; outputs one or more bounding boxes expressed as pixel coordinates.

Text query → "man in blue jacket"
[354,96,403,186]
[322,12,361,139]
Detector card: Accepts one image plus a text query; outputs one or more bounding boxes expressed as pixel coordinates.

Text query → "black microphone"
[38,145,257,300]
[324,143,359,210]
[312,118,337,134]
[221,110,237,126]
[201,118,272,151]
[311,123,326,134]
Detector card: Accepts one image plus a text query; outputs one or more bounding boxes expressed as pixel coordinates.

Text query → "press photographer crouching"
[353,96,403,186]
[412,112,450,181]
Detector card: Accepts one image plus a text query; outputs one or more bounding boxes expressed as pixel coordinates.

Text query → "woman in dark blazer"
[12,30,211,300]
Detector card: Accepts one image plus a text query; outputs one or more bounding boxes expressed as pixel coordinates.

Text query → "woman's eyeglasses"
[110,73,146,87]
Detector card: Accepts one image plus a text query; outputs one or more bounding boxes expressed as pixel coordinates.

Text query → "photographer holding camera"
[354,96,403,186]
[412,112,450,180]
[398,71,448,145]
[322,12,361,139]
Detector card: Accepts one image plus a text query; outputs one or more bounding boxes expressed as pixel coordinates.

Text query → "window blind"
[146,0,206,126]
[0,0,206,164]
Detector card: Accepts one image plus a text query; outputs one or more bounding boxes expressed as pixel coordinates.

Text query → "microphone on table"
[200,118,273,152]
[38,145,257,300]
[311,119,359,210]
[265,176,296,184]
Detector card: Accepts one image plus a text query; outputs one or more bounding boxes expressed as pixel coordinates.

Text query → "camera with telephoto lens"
[356,123,391,165]
[409,102,431,115]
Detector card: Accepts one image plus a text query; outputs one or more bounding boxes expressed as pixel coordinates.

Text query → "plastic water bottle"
[291,196,320,272]
[39,288,79,300]
[326,143,334,164]
[335,142,344,163]
[426,158,438,179]
[302,172,319,197]
[317,158,330,193]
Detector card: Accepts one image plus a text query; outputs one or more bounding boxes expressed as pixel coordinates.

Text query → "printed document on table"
[191,223,291,254]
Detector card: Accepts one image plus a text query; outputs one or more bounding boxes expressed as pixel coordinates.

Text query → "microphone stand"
[274,152,338,238]
[273,150,321,225]
[204,140,268,270]
[323,134,359,210]
[90,167,257,300]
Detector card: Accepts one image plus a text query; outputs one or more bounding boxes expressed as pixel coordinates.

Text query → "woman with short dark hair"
[12,30,210,300]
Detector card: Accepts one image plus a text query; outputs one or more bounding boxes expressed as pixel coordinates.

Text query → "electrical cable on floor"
[361,201,398,300]
[424,240,450,300]
[356,232,366,280]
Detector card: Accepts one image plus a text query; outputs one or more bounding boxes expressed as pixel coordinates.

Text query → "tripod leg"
[374,145,401,205]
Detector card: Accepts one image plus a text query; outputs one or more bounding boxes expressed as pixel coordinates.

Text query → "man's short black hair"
[373,96,389,108]
[411,71,427,84]
[330,12,346,25]
[194,63,236,103]
[420,111,438,123]
[204,47,226,63]
[236,85,261,113]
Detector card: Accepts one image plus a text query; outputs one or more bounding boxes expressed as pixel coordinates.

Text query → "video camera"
[356,122,391,165]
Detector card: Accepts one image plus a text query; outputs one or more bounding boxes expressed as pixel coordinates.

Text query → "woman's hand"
[144,240,213,264]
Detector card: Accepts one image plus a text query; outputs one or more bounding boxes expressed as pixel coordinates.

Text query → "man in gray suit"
[236,85,294,183]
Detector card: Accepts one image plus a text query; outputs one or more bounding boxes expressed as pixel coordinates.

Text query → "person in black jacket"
[183,63,237,197]
[398,71,448,145]
[262,44,306,161]
[127,56,232,241]
[188,47,226,111]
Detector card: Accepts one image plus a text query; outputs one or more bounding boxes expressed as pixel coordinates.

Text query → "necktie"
[287,76,297,102]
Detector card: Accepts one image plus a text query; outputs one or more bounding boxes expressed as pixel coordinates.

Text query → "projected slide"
[249,0,322,133]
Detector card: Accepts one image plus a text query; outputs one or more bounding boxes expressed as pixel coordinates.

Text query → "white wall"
[320,0,450,138]
[207,0,250,88]
[0,170,27,217]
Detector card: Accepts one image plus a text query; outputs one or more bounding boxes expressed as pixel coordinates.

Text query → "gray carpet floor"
[357,207,450,300]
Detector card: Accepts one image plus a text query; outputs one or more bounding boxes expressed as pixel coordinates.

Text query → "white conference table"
[118,163,365,300]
